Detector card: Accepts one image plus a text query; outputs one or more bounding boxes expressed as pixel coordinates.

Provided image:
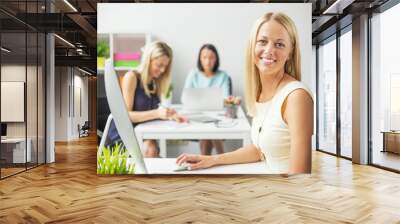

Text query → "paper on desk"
[177,111,203,116]
[140,120,190,129]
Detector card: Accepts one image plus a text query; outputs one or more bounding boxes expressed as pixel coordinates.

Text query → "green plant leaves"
[97,143,135,175]
[97,41,110,58]
[165,84,174,99]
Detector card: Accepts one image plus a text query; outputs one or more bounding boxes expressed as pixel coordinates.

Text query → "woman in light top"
[176,12,314,174]
[108,41,186,157]
[184,44,232,155]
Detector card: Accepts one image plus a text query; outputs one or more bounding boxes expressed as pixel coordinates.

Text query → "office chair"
[78,121,90,138]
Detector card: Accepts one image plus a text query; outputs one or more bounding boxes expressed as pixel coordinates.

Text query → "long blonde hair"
[245,12,301,116]
[136,41,173,97]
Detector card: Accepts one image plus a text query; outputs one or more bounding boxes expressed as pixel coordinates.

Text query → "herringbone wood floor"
[1,135,400,223]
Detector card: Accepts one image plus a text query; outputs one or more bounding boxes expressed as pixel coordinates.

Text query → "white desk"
[1,138,31,163]
[134,105,251,158]
[136,158,269,174]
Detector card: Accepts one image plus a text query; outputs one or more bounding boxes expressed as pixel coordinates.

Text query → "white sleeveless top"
[250,81,313,174]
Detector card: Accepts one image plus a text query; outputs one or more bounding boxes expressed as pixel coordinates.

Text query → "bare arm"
[213,144,263,165]
[176,144,263,170]
[121,71,161,123]
[283,89,314,174]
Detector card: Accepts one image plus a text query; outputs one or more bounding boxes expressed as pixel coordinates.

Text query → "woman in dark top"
[108,41,186,157]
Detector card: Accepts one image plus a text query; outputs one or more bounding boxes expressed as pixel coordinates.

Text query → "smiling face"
[200,48,217,73]
[149,55,170,79]
[254,20,292,76]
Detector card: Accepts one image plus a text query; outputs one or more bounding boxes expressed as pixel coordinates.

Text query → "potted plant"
[97,143,135,175]
[224,96,241,119]
[97,41,110,69]
[161,84,174,107]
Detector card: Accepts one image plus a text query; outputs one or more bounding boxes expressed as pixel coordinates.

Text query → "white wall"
[55,67,68,141]
[98,3,313,106]
[1,65,35,137]
[2,64,46,163]
[54,67,89,141]
[1,65,26,139]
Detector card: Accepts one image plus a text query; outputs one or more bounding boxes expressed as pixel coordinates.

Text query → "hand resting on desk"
[171,113,189,123]
[176,153,218,170]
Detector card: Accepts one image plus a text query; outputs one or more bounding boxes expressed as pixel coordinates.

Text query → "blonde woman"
[108,41,187,158]
[176,12,313,174]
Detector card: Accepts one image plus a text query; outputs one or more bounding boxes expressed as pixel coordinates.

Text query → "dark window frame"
[315,23,353,161]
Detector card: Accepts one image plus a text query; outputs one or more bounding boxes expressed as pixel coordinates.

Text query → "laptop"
[181,88,224,111]
[180,88,224,123]
[185,114,220,123]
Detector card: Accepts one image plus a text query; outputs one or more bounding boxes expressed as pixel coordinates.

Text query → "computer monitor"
[1,123,6,137]
[102,59,147,174]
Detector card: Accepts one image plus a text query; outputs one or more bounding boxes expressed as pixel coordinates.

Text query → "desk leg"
[159,139,167,158]
[136,135,144,155]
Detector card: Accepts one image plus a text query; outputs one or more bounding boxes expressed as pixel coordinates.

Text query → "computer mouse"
[173,163,192,172]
